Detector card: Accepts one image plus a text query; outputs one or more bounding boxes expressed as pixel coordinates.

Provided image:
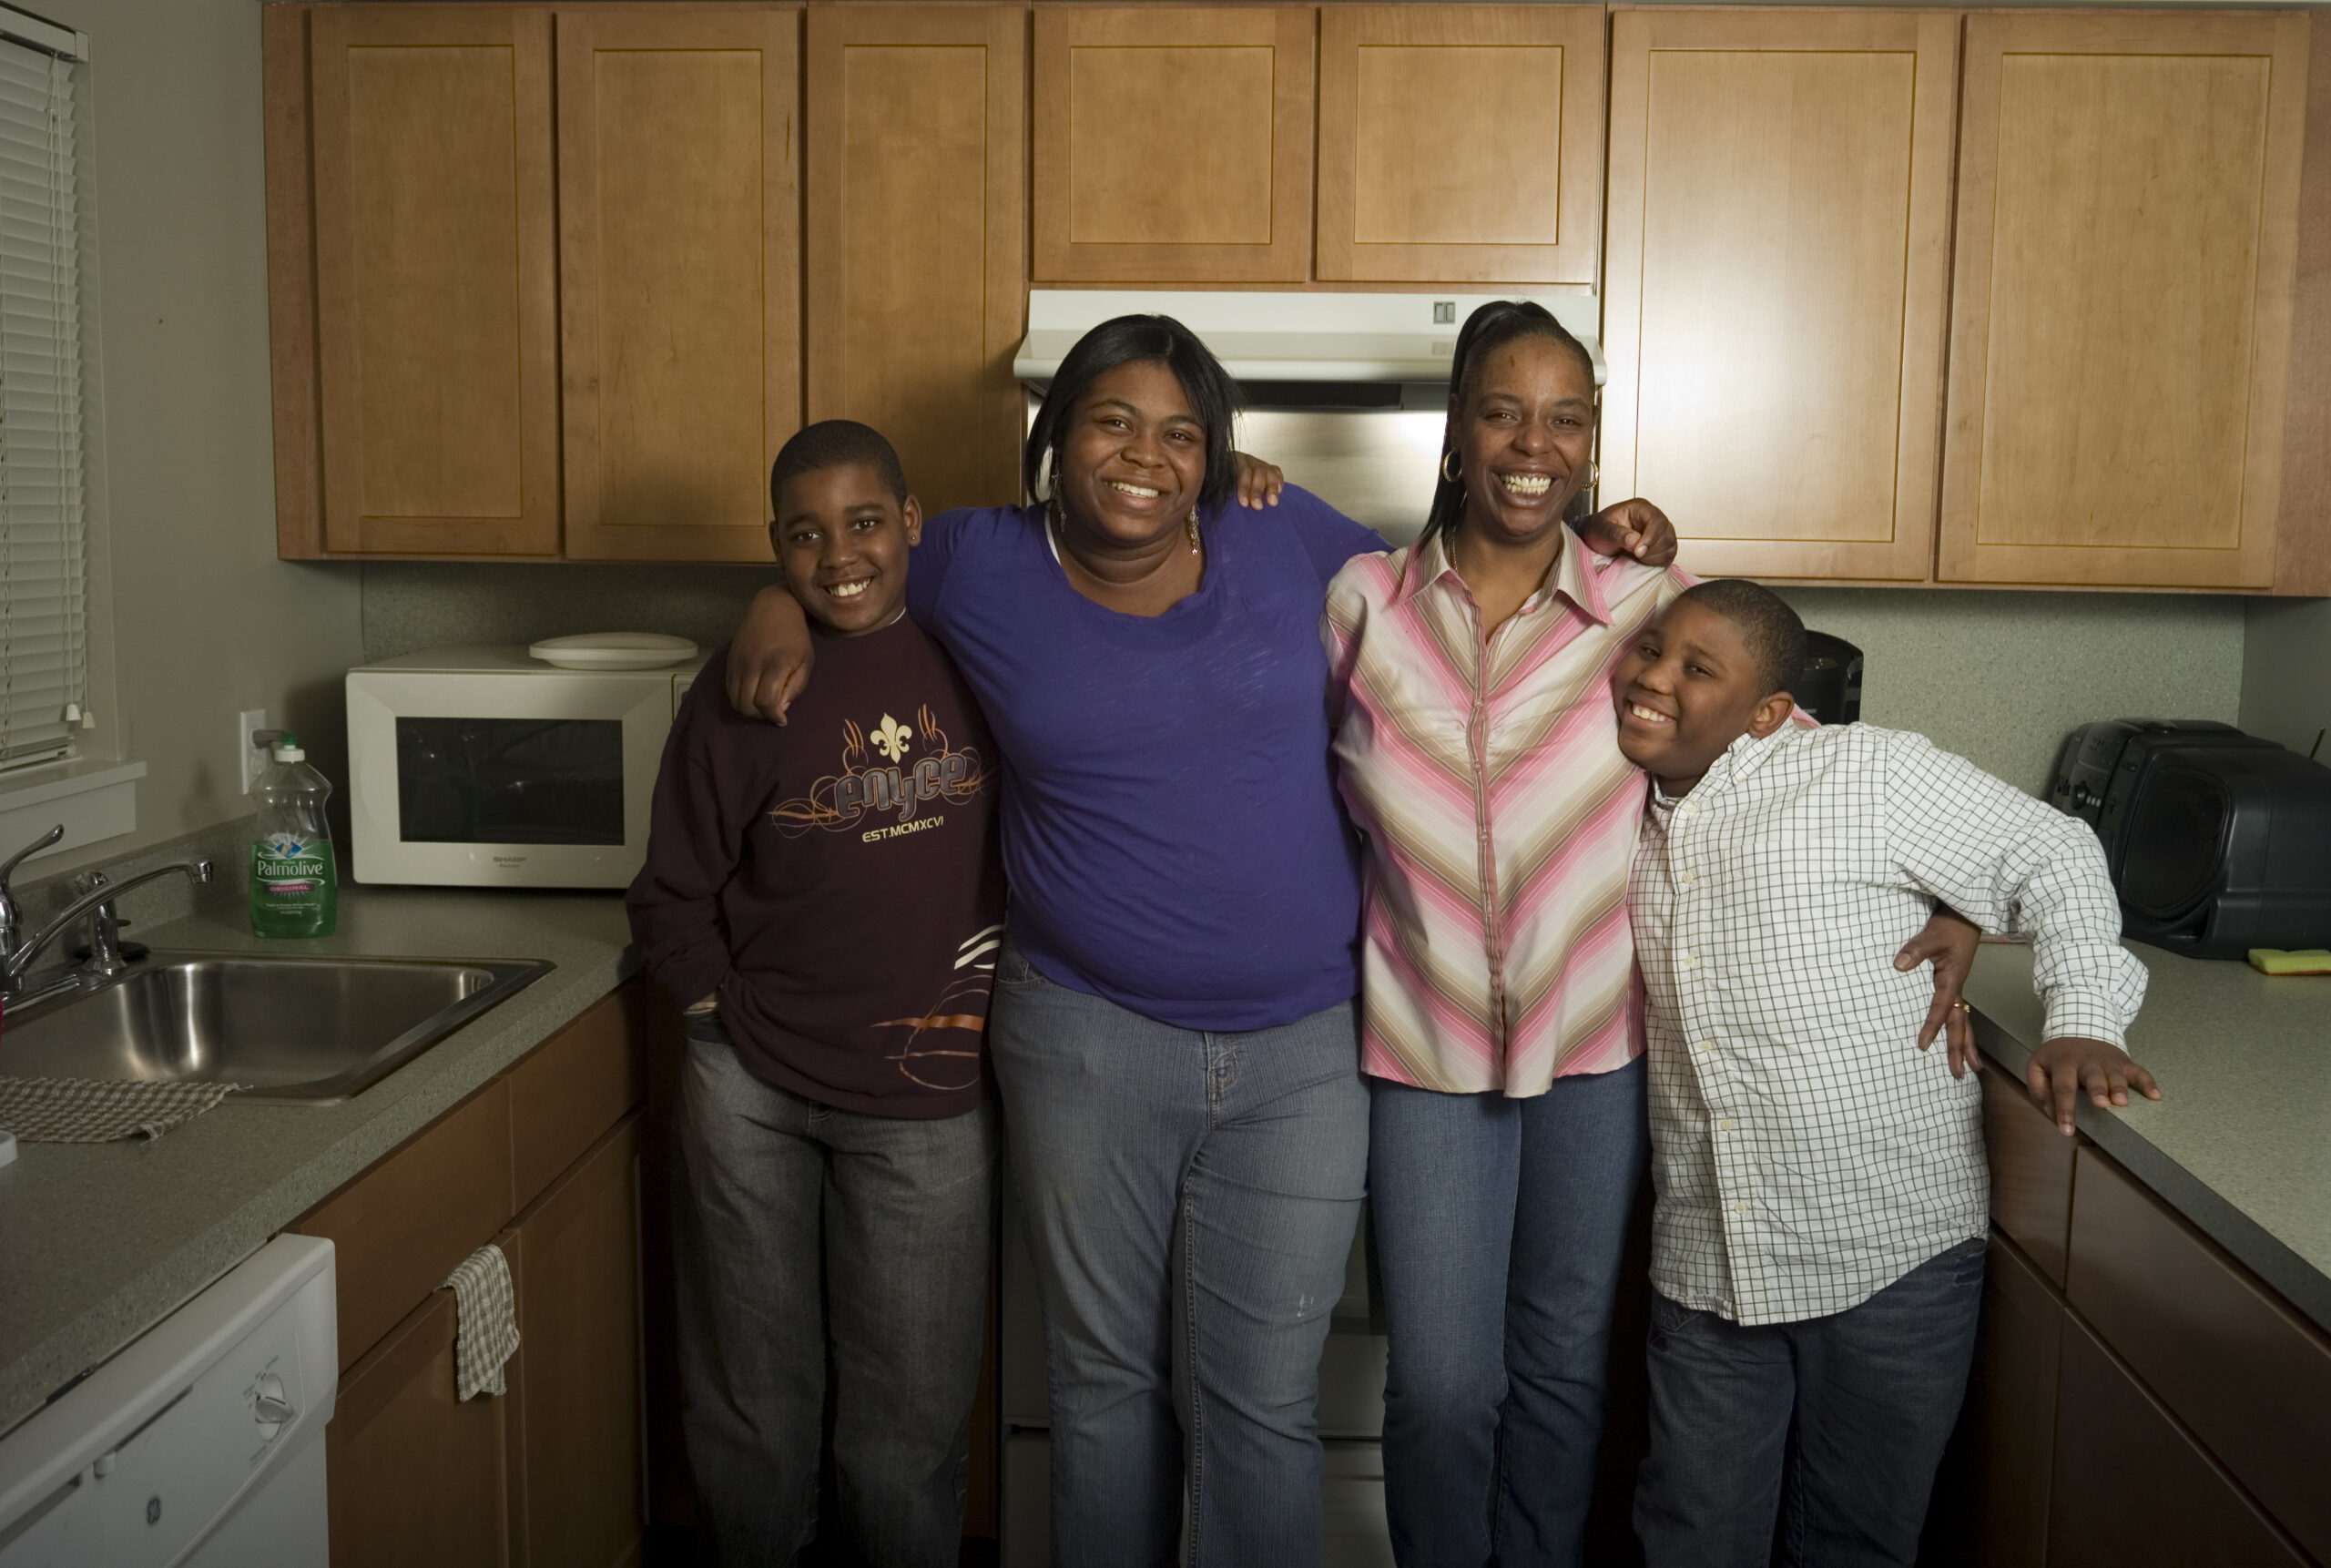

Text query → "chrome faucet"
[0,825,212,1002]
[0,822,65,974]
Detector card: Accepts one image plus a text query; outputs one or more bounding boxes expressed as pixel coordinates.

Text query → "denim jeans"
[1367,1059,1650,1568]
[1634,1234,1988,1568]
[674,1013,1000,1568]
[988,940,1369,1568]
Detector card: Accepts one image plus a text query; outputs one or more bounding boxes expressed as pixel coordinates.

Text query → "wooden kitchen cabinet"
[1033,6,1315,283]
[327,1288,515,1568]
[290,5,562,558]
[1316,5,1603,284]
[1926,1234,2062,1568]
[1602,7,1957,583]
[2048,1313,2307,1568]
[2065,1146,2331,1565]
[1938,11,2312,590]
[806,4,1026,514]
[556,8,800,563]
[505,1115,646,1568]
[1980,1049,2075,1285]
[292,1076,515,1372]
[297,980,653,1566]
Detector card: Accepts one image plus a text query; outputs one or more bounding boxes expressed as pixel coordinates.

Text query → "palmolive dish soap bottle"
[249,731,338,937]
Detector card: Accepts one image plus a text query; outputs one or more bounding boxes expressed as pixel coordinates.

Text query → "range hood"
[1013,290,1604,390]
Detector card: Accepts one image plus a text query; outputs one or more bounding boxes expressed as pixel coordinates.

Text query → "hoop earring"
[1590,462,1601,489]
[1440,449,1461,485]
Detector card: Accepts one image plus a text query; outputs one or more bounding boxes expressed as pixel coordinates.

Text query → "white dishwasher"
[0,1234,337,1566]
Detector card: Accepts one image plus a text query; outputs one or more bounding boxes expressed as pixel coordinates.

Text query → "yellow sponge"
[2249,949,2331,975]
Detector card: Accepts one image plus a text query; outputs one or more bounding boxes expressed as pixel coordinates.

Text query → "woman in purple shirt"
[721,316,1674,1566]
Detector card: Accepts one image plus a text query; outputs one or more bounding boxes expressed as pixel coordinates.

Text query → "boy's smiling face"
[1612,597,1797,793]
[769,463,922,636]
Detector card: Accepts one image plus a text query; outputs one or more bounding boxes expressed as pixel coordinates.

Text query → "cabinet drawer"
[294,1080,515,1370]
[1981,1065,2074,1285]
[507,979,646,1212]
[2066,1147,2331,1562]
[2047,1312,2306,1568]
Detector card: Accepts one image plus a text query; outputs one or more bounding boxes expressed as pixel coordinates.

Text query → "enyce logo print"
[770,704,988,837]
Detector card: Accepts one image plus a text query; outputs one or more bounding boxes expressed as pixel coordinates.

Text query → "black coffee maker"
[1791,633,1863,726]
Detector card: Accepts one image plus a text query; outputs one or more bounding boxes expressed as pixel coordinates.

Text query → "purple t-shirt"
[907,486,1387,1032]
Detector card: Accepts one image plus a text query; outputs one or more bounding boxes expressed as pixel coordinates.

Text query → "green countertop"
[0,884,641,1436]
[1967,940,2331,1335]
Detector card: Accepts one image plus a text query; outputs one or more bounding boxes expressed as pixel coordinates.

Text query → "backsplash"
[362,564,2247,800]
[1779,588,2245,795]
[360,561,777,664]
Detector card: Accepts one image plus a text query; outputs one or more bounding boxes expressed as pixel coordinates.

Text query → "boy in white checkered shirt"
[1610,579,2160,1568]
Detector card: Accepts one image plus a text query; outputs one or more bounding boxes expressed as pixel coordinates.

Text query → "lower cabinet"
[1927,1233,2061,1568]
[2047,1315,2306,1568]
[1935,1061,2328,1566]
[326,1288,515,1568]
[506,1115,646,1568]
[296,980,652,1568]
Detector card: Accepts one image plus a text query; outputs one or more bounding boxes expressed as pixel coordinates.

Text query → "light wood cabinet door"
[308,6,561,556]
[556,8,801,563]
[1317,5,1602,284]
[1033,6,1315,283]
[1602,8,1957,582]
[1939,12,2311,589]
[807,4,1026,515]
[507,1115,646,1568]
[327,1290,514,1568]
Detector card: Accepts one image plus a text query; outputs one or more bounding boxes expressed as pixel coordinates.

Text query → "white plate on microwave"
[527,632,699,671]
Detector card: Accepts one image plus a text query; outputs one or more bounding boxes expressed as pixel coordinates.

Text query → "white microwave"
[346,645,710,888]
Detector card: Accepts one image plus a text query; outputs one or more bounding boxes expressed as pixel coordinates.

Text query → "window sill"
[0,759,147,866]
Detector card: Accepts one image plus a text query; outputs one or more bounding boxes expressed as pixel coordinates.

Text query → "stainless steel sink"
[0,952,554,1102]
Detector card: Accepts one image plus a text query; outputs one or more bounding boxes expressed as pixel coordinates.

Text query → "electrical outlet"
[239,708,270,795]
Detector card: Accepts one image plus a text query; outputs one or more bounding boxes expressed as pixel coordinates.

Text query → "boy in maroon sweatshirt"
[627,421,1004,1568]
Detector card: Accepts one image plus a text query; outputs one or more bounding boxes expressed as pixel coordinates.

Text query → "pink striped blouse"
[1325,532,1686,1095]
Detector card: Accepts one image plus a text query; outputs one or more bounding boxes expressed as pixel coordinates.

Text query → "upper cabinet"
[556,10,800,562]
[264,3,2331,589]
[1033,6,1315,283]
[295,6,562,557]
[1317,5,1603,284]
[1602,8,1958,582]
[1938,11,2313,590]
[806,5,1026,515]
[270,4,799,564]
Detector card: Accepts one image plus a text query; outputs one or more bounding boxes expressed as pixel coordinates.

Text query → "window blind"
[0,30,84,769]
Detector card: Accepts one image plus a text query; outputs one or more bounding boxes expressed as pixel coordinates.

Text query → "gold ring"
[1953,1001,1971,1012]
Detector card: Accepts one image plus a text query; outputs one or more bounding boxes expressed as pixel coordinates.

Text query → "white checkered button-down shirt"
[1631,722,2146,1326]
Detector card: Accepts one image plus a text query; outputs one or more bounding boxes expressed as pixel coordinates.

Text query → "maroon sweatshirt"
[626,627,1003,1118]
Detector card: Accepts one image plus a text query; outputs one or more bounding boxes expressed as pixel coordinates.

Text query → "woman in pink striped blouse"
[1324,301,1974,1568]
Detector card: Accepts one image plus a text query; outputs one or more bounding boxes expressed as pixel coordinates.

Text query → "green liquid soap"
[249,732,338,938]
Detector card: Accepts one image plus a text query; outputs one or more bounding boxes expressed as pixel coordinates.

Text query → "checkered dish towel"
[0,1076,243,1143]
[443,1243,521,1400]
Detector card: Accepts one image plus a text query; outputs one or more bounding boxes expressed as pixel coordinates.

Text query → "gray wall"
[362,564,2248,799]
[42,0,364,874]
[2240,597,2331,759]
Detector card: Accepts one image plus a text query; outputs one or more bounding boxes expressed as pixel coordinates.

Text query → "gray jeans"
[676,1014,999,1568]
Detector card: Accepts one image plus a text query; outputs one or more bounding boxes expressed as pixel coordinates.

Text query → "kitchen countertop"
[1968,940,2331,1335]
[0,883,640,1436]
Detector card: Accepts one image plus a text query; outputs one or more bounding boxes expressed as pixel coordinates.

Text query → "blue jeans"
[1367,1060,1650,1568]
[988,941,1369,1568]
[674,1015,1000,1568]
[1634,1235,1988,1568]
